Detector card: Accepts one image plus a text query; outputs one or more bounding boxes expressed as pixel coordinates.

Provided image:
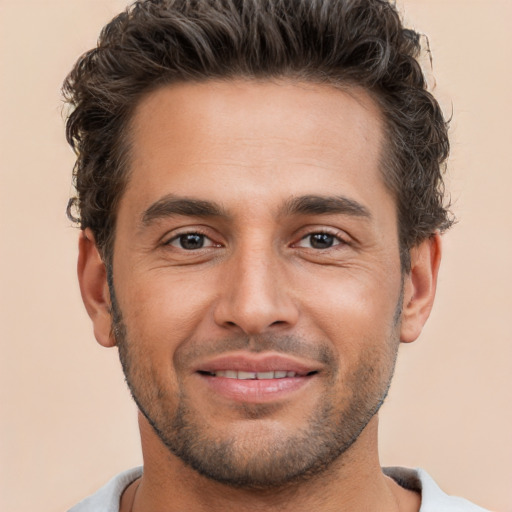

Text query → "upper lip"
[194,352,321,376]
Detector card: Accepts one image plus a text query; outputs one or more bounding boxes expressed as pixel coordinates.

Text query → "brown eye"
[309,233,335,249]
[167,233,215,250]
[296,232,343,249]
[179,234,204,250]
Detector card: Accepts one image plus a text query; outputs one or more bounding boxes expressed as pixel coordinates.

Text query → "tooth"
[237,371,256,379]
[210,370,298,379]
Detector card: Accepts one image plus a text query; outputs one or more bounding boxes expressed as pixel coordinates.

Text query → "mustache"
[173,334,338,370]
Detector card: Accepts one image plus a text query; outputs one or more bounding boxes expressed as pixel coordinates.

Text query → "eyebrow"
[280,195,371,219]
[140,193,371,227]
[141,195,227,226]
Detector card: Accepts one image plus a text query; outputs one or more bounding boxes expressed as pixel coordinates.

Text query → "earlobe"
[77,228,116,347]
[400,233,442,343]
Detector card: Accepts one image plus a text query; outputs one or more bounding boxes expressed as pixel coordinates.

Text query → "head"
[68,0,451,491]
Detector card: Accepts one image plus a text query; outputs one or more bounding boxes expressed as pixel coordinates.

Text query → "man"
[64,1,489,511]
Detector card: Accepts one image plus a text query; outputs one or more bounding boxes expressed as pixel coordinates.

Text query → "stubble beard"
[109,280,401,490]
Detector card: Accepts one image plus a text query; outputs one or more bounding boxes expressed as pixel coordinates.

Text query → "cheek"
[298,267,402,351]
[116,269,216,352]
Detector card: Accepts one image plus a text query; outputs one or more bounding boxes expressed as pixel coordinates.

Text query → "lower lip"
[197,374,315,403]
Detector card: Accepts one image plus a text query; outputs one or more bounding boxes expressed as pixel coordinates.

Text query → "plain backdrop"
[0,1,511,511]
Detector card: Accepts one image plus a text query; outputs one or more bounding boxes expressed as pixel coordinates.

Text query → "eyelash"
[163,229,349,251]
[164,230,219,250]
[294,231,348,250]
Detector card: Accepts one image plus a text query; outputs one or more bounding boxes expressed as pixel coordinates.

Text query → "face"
[107,80,406,488]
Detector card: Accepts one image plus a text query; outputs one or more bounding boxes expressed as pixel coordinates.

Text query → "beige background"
[1,1,511,511]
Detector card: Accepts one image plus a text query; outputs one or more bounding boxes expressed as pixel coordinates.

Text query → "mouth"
[194,353,321,403]
[198,370,317,379]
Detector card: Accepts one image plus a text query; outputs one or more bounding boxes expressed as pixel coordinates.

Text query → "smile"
[193,352,322,402]
[200,370,312,379]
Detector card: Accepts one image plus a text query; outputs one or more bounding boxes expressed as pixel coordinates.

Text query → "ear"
[400,233,442,343]
[77,228,116,347]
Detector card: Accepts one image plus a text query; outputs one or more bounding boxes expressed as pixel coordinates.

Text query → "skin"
[78,80,440,512]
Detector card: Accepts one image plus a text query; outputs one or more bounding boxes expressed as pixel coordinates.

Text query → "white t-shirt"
[68,466,490,511]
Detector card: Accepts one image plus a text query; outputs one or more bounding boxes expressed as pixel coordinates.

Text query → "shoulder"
[67,467,143,512]
[384,467,491,512]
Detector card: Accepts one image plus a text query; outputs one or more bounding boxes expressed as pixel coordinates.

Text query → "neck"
[122,413,420,512]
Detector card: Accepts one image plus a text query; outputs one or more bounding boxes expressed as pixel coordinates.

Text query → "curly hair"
[63,0,452,270]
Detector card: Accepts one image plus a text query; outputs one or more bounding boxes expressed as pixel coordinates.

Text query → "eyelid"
[161,226,222,248]
[167,234,218,249]
[295,234,345,249]
[291,226,351,248]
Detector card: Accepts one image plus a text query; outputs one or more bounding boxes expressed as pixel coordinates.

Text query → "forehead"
[122,79,390,220]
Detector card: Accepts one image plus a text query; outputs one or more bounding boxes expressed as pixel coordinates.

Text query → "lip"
[194,352,321,375]
[193,352,321,403]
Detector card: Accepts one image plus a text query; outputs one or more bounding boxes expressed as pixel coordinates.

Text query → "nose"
[213,243,299,335]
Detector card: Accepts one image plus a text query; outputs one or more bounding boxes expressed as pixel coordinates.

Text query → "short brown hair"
[63,0,453,270]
